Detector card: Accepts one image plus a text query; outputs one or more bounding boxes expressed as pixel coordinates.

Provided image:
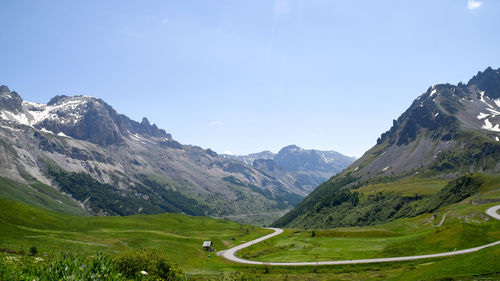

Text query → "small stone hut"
[202,241,213,252]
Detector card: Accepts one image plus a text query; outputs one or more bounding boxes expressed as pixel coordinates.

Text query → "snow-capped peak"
[0,95,93,129]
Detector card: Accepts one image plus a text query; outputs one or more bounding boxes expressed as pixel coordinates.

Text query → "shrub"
[29,246,38,256]
[1,252,126,281]
[114,248,184,280]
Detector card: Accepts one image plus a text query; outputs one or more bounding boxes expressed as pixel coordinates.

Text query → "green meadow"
[356,177,448,196]
[1,174,499,280]
[0,198,273,277]
[0,177,89,217]
[238,204,500,263]
[239,175,500,264]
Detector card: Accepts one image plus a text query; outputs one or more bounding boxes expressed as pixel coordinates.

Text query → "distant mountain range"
[0,86,351,224]
[222,146,356,193]
[274,67,500,229]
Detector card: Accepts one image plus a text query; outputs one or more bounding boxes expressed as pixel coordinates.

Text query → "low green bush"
[0,249,185,281]
[114,249,184,281]
[1,252,123,281]
[28,247,38,257]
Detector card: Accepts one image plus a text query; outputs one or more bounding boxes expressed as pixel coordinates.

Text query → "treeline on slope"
[45,162,207,216]
[223,176,304,209]
[430,132,500,173]
[272,173,360,227]
[273,174,482,229]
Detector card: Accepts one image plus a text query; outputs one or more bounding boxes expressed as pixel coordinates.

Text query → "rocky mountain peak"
[47,95,69,106]
[280,145,302,153]
[0,85,23,113]
[467,66,500,99]
[0,89,171,146]
[141,117,151,126]
[47,94,96,106]
[355,66,500,180]
[274,145,356,173]
[376,67,500,150]
[0,85,320,223]
[0,85,11,94]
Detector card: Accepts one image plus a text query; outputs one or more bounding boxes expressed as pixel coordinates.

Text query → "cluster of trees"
[274,174,483,229]
[223,176,303,210]
[46,164,207,216]
[431,133,500,172]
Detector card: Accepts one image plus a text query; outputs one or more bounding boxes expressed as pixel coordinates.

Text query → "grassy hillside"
[273,173,498,229]
[241,202,500,262]
[356,177,448,196]
[0,176,89,216]
[1,172,499,280]
[1,196,499,280]
[236,175,500,279]
[0,198,272,275]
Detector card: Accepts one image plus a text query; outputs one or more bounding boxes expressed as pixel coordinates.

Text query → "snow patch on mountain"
[0,98,89,128]
[486,107,500,116]
[57,132,71,138]
[0,111,30,126]
[430,88,437,97]
[40,128,56,134]
[23,98,87,125]
[482,119,500,132]
[479,91,494,109]
[477,112,490,120]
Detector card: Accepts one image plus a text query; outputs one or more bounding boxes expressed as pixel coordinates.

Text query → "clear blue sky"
[1,0,499,157]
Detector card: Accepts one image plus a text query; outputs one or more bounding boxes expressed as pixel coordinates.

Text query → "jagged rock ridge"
[223,145,356,192]
[0,87,315,224]
[273,67,500,228]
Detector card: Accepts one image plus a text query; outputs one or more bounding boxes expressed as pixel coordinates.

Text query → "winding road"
[217,205,500,266]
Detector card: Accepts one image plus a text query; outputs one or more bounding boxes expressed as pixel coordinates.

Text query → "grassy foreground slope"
[0,198,271,275]
[1,173,499,280]
[0,196,499,280]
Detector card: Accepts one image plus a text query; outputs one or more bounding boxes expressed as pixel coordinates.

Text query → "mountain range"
[222,146,356,193]
[0,86,351,224]
[273,67,500,228]
[1,67,499,228]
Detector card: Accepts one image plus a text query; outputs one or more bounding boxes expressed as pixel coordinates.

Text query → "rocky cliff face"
[223,145,356,192]
[0,87,306,223]
[0,92,171,146]
[273,67,500,228]
[347,67,500,179]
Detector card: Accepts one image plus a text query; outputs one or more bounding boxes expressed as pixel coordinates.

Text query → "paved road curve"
[218,205,500,266]
[486,205,500,220]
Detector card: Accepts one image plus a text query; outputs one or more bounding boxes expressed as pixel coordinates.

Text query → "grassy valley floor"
[238,204,500,263]
[1,174,499,280]
[0,198,274,277]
